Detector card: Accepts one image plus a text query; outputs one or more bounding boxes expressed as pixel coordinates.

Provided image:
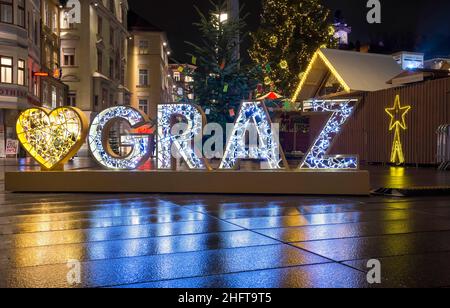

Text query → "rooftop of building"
[292,48,403,102]
[128,11,164,32]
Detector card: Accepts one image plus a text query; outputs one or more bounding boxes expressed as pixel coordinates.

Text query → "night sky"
[129,0,450,63]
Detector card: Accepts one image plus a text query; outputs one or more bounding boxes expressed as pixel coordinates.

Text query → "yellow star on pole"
[385,95,411,131]
[385,95,411,165]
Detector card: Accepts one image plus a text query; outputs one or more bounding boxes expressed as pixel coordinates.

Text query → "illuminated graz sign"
[16,100,358,171]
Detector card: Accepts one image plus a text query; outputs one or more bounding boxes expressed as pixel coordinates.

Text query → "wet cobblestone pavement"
[1,159,450,288]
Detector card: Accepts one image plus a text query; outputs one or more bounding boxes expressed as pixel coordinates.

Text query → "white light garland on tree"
[300,99,358,169]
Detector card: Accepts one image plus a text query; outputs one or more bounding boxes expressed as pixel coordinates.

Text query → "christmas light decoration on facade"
[88,106,151,170]
[219,101,288,170]
[385,95,411,165]
[300,99,358,169]
[16,107,88,170]
[157,104,210,170]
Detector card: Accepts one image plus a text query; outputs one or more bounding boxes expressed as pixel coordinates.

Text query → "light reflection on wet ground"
[1,192,450,288]
[0,159,450,287]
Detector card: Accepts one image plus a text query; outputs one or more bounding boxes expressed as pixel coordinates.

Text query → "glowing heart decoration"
[16,107,88,170]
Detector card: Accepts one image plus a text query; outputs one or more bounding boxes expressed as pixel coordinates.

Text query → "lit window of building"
[18,59,25,85]
[51,86,57,108]
[0,56,13,83]
[63,48,75,66]
[138,99,148,114]
[52,9,57,33]
[139,40,149,55]
[173,71,180,82]
[68,92,77,107]
[42,82,49,106]
[139,69,148,86]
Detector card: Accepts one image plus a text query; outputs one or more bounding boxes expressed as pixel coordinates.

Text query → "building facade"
[127,11,171,119]
[59,0,130,121]
[0,0,41,157]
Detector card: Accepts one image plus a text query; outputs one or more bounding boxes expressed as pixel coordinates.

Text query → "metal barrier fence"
[437,125,450,170]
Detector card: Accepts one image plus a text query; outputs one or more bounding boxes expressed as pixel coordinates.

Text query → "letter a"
[220,101,288,170]
[367,0,381,24]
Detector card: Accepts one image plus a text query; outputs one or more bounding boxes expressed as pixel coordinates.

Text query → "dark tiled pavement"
[1,192,450,287]
[0,159,450,288]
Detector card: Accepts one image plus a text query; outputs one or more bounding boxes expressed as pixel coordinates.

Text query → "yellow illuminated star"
[385,95,411,131]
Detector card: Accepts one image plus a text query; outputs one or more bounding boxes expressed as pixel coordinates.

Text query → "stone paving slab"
[343,252,450,288]
[113,263,370,288]
[0,244,330,288]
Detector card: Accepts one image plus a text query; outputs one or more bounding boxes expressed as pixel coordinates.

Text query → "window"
[97,16,103,37]
[0,56,13,83]
[0,0,12,24]
[102,88,108,106]
[18,59,25,85]
[52,10,57,33]
[109,57,114,78]
[139,40,149,55]
[34,20,38,45]
[27,11,30,36]
[61,9,75,29]
[138,99,148,114]
[139,69,148,86]
[63,48,75,66]
[110,27,115,46]
[68,92,76,107]
[45,45,52,68]
[109,0,115,14]
[42,82,49,106]
[18,0,25,27]
[51,86,57,108]
[43,1,49,26]
[97,49,103,73]
[121,8,126,25]
[33,71,39,96]
[53,50,58,67]
[173,71,180,82]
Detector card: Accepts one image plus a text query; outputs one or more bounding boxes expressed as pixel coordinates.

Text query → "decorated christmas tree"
[249,0,336,97]
[186,0,254,127]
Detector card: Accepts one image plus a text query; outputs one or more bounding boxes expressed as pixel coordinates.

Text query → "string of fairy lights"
[220,101,286,170]
[157,104,209,170]
[300,99,359,169]
[88,106,151,170]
